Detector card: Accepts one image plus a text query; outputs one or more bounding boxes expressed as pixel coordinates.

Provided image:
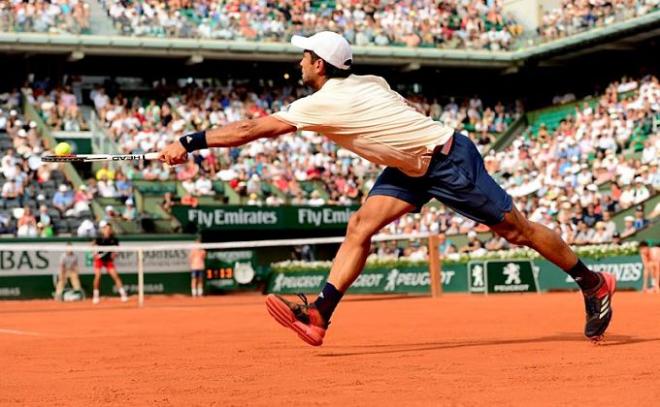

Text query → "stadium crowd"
[0,89,99,237]
[383,74,659,251]
[539,0,658,41]
[83,79,516,209]
[2,0,656,52]
[0,0,91,34]
[28,84,89,132]
[101,0,523,50]
[10,72,659,243]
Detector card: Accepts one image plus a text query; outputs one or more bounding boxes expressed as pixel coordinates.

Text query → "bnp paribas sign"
[172,205,358,231]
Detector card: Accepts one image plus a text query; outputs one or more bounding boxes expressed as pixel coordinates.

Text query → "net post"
[428,234,442,298]
[138,248,144,307]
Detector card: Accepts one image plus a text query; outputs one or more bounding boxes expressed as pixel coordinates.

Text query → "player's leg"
[69,269,82,292]
[196,272,204,296]
[652,263,660,293]
[191,272,197,296]
[428,133,615,340]
[490,205,582,273]
[327,195,416,292]
[92,265,101,304]
[266,194,415,345]
[106,265,128,301]
[55,270,66,300]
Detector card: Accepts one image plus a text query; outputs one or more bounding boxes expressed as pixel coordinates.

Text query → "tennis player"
[92,222,128,304]
[158,31,616,346]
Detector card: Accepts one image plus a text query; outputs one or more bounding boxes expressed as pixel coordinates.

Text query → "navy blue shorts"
[368,132,512,225]
[191,270,203,278]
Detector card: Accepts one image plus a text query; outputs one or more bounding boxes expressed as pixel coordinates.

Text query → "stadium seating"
[539,0,658,42]
[10,73,658,247]
[0,0,91,35]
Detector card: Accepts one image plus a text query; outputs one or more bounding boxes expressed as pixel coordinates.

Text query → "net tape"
[0,232,432,252]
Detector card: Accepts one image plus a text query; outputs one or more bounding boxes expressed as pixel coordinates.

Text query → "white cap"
[291,31,353,70]
[468,231,477,238]
[99,220,108,228]
[624,216,634,222]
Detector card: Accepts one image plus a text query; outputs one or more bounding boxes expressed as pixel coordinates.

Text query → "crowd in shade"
[101,0,523,50]
[538,0,659,41]
[382,75,659,251]
[78,78,516,208]
[0,91,98,238]
[14,73,659,241]
[0,0,91,34]
[27,84,89,132]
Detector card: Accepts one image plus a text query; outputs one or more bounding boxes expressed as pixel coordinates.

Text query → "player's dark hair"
[306,50,352,79]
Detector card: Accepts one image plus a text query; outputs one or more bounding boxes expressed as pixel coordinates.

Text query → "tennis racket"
[41,152,160,163]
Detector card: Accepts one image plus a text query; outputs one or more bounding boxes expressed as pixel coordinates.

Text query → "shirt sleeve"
[271,94,329,131]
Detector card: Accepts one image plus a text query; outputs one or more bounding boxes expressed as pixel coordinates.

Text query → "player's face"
[300,51,321,87]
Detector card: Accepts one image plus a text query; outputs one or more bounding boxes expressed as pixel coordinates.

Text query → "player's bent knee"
[346,212,378,243]
[499,227,530,246]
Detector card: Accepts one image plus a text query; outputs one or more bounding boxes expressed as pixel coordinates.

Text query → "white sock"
[118,287,127,298]
[191,288,196,297]
[93,289,100,298]
[196,287,203,296]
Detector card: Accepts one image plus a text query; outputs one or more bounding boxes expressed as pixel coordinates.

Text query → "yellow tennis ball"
[54,142,72,156]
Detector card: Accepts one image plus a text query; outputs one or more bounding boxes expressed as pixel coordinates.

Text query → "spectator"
[591,222,612,244]
[161,191,176,213]
[52,184,74,216]
[115,171,133,200]
[601,211,617,238]
[632,177,651,204]
[105,205,120,220]
[73,185,92,216]
[17,206,37,237]
[36,221,54,237]
[77,218,96,237]
[437,232,454,256]
[97,174,117,198]
[96,163,115,181]
[37,204,51,227]
[621,216,637,238]
[573,221,594,245]
[122,199,137,221]
[246,193,262,206]
[633,206,649,230]
[194,173,213,196]
[460,231,484,253]
[486,235,510,251]
[308,190,325,206]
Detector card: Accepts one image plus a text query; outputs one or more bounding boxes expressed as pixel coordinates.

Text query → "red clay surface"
[1,292,659,406]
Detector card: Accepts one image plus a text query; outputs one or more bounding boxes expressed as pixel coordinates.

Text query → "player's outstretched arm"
[159,116,296,165]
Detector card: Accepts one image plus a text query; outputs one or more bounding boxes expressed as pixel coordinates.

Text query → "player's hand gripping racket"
[41,152,160,163]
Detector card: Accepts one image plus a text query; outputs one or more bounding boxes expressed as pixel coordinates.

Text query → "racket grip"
[144,152,160,160]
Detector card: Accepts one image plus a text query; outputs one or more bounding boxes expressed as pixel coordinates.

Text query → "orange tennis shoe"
[266,294,327,346]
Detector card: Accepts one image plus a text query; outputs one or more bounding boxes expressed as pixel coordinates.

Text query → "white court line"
[0,328,47,337]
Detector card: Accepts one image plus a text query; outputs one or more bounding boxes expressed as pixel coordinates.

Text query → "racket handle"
[144,152,160,160]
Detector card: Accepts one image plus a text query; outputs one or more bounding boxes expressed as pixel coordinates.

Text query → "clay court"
[1,292,659,406]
